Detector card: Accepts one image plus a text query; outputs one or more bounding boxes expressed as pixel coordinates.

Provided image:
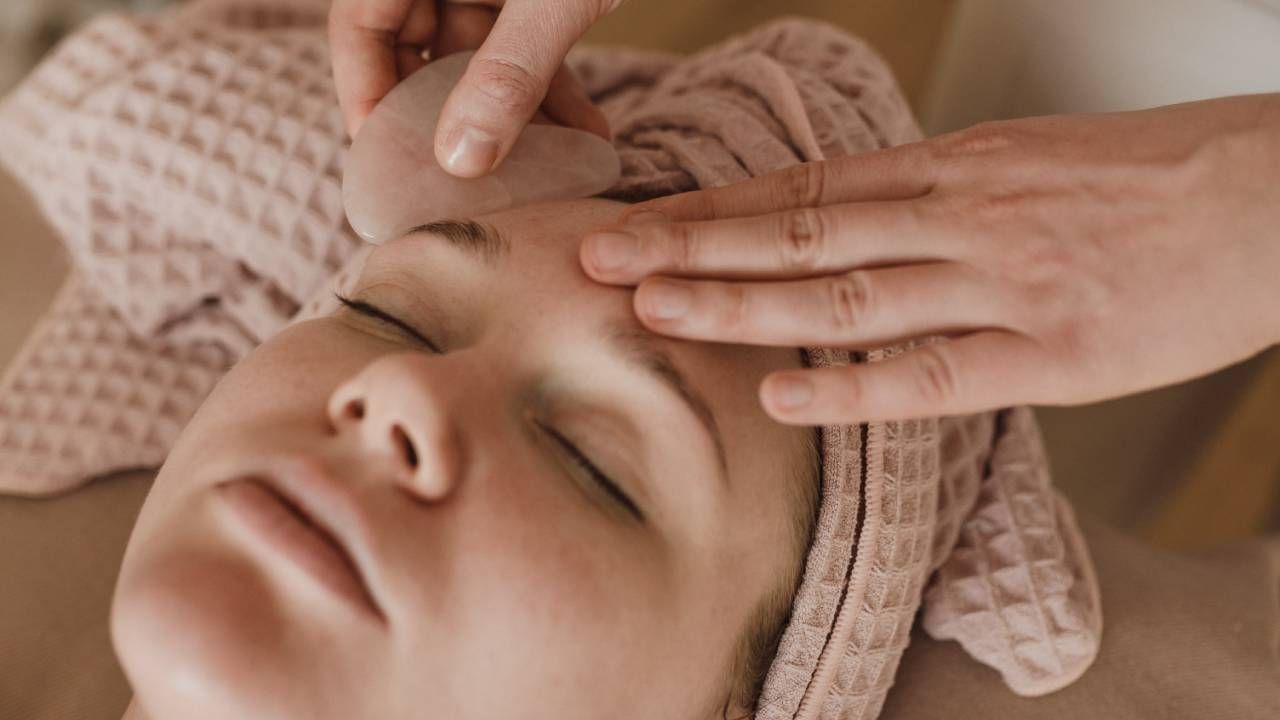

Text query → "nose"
[327,353,466,501]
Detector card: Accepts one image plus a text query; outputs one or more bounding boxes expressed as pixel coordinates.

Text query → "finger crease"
[830,273,870,335]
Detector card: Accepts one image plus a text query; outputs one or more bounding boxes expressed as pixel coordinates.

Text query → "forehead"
[481,197,630,270]
[474,197,807,423]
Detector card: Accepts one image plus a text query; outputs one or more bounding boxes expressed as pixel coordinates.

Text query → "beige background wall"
[923,0,1280,133]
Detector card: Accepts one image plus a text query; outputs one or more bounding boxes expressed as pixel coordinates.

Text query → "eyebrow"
[607,322,730,486]
[407,220,510,264]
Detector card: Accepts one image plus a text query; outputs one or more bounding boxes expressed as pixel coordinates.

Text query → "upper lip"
[247,456,388,624]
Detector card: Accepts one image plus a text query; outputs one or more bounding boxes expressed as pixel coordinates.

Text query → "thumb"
[434,0,621,178]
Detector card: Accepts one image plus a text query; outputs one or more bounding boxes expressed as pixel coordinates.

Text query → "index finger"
[623,141,938,223]
[329,0,436,137]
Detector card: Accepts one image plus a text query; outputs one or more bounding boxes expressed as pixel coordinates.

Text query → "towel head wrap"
[0,2,1101,718]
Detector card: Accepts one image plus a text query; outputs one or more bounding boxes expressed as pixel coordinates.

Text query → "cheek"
[140,322,378,517]
[191,321,375,435]
[392,458,677,718]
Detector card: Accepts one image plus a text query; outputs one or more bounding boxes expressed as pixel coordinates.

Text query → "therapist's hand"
[330,0,618,176]
[581,94,1280,425]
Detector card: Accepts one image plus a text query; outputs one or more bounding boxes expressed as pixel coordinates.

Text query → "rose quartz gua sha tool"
[343,51,621,244]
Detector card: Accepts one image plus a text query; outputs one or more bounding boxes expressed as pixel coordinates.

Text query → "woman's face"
[111,198,812,720]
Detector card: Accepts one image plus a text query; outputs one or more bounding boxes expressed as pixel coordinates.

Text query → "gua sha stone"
[343,51,622,244]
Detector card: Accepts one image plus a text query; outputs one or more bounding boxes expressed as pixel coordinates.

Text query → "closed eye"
[335,293,442,353]
[539,422,644,523]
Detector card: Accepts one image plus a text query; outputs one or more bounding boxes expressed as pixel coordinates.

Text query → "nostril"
[343,399,366,421]
[390,424,418,470]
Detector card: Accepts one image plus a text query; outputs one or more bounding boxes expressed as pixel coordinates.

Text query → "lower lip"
[216,479,381,620]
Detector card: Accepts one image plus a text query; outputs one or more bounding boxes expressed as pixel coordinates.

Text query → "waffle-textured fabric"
[0,2,1102,718]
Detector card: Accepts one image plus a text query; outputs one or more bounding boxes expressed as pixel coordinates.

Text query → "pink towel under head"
[0,2,1102,717]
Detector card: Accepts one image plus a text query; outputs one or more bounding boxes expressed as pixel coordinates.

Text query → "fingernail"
[443,125,499,177]
[770,376,814,410]
[625,210,667,225]
[586,231,638,272]
[643,281,691,320]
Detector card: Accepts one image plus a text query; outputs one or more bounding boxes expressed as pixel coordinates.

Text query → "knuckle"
[912,345,960,406]
[470,56,543,114]
[944,189,1039,226]
[973,191,1032,222]
[1052,315,1093,358]
[777,161,827,208]
[1045,291,1109,365]
[997,217,1075,284]
[938,120,1025,159]
[903,193,944,230]
[718,283,751,333]
[827,271,873,336]
[1020,237,1074,282]
[1005,281,1050,329]
[776,208,827,272]
[665,223,700,271]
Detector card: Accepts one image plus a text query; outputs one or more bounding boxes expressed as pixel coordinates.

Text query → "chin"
[111,538,294,720]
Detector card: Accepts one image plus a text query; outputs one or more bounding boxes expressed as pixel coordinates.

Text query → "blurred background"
[2,0,1279,548]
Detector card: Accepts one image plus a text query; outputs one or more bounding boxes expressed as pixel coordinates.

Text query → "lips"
[216,464,386,624]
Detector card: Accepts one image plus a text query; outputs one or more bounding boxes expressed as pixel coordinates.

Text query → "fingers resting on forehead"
[582,197,963,284]
[630,262,1018,349]
[760,331,1047,425]
[574,137,1032,425]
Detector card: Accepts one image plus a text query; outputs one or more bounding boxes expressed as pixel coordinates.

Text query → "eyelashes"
[335,293,443,353]
[334,292,644,523]
[539,421,645,523]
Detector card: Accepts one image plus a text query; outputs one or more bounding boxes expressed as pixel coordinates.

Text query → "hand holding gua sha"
[343,51,622,244]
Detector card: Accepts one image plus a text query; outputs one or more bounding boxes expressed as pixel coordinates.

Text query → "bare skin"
[112,199,812,720]
[581,94,1280,424]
